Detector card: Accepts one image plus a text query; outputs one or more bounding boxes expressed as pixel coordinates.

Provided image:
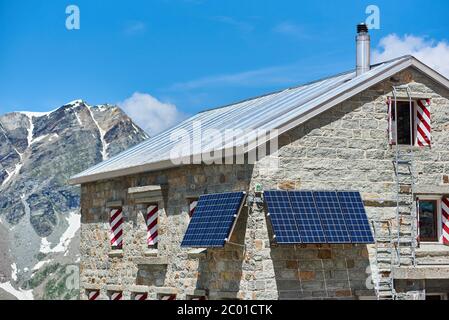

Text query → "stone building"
[70,25,449,300]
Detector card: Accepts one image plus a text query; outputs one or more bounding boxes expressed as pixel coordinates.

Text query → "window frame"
[392,99,418,146]
[417,196,442,243]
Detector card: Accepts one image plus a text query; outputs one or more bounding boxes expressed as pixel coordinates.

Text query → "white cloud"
[373,34,449,78]
[119,93,185,136]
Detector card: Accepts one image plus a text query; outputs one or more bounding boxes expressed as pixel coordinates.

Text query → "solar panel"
[312,191,351,243]
[181,192,245,247]
[337,191,374,243]
[288,191,326,243]
[264,190,301,244]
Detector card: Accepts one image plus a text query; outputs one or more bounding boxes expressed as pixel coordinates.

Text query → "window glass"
[419,200,438,241]
[395,101,414,145]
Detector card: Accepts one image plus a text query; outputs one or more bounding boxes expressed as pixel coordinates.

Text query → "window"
[145,204,159,248]
[393,101,415,145]
[388,99,432,147]
[87,289,100,300]
[188,198,198,218]
[110,208,124,249]
[109,291,123,300]
[132,292,148,300]
[419,200,438,242]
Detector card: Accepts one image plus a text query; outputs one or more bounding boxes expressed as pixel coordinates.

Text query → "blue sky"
[0,0,448,133]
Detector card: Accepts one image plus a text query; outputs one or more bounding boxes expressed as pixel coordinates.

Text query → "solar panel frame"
[264,190,301,244]
[181,192,246,248]
[337,191,374,243]
[312,191,351,243]
[288,191,327,243]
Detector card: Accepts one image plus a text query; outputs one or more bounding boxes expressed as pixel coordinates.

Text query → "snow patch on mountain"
[40,211,80,255]
[87,106,109,160]
[0,281,34,300]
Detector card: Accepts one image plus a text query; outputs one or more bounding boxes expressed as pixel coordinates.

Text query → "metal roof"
[70,55,449,184]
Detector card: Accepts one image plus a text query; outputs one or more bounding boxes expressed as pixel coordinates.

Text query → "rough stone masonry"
[79,67,449,300]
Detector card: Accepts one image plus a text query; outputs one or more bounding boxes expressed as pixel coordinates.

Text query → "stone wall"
[79,67,449,300]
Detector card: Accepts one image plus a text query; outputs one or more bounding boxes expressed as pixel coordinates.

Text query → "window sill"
[416,243,449,266]
[155,287,178,295]
[417,242,449,255]
[144,248,158,257]
[108,249,124,258]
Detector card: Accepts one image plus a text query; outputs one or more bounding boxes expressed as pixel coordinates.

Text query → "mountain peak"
[0,102,148,299]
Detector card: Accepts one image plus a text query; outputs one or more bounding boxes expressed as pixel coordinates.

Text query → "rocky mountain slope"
[0,100,148,299]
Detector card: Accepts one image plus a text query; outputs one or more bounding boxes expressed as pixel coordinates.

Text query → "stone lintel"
[128,185,162,194]
[415,185,449,195]
[84,284,103,290]
[106,284,124,292]
[129,285,150,293]
[106,200,123,208]
[392,266,449,279]
[134,257,168,265]
[388,93,431,100]
[155,287,178,295]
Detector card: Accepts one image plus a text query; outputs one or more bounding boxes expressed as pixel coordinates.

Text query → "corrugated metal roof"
[70,55,448,184]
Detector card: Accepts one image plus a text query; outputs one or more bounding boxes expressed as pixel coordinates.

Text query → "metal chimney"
[356,23,370,76]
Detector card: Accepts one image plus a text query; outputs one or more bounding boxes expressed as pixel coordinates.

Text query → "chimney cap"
[357,23,369,34]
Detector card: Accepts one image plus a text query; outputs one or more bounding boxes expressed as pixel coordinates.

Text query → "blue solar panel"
[288,191,326,243]
[263,190,301,244]
[337,191,374,243]
[312,191,351,243]
[181,192,245,247]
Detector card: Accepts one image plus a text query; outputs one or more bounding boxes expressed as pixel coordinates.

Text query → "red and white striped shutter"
[387,97,396,145]
[146,205,158,246]
[160,294,176,300]
[134,292,148,301]
[189,199,198,218]
[88,290,100,300]
[416,99,431,147]
[110,291,123,300]
[110,208,124,248]
[442,197,449,246]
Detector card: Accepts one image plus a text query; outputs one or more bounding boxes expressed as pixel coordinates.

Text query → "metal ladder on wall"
[371,220,396,300]
[371,85,418,300]
[392,85,418,269]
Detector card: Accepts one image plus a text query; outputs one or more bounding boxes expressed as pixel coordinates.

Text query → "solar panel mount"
[181,191,246,248]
